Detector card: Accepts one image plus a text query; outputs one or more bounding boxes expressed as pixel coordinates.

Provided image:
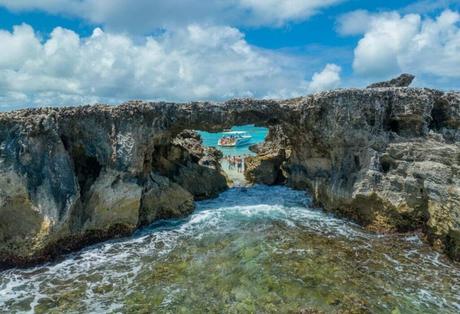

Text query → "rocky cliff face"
[249,88,460,260]
[0,103,234,268]
[1,81,459,267]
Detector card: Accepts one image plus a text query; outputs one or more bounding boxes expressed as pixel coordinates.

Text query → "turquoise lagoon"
[198,125,268,157]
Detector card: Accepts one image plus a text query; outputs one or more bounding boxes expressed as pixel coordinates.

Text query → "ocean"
[1,185,459,313]
[198,125,268,157]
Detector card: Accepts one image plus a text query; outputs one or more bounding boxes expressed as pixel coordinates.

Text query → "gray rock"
[140,173,195,224]
[367,73,415,88]
[0,86,459,267]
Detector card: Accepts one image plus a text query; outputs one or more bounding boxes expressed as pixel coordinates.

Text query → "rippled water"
[198,125,268,156]
[1,186,459,313]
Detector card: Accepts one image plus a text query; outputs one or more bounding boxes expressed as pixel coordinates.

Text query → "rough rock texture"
[249,87,460,261]
[245,125,288,185]
[140,173,195,225]
[1,77,460,266]
[367,73,415,88]
[0,107,230,267]
[151,130,228,200]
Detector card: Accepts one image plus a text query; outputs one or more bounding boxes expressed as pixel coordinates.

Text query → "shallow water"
[1,186,459,313]
[198,125,268,156]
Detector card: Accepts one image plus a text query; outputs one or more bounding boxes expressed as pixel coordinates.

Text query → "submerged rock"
[0,77,459,266]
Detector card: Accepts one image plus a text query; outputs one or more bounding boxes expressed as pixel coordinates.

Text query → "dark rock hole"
[388,119,400,133]
[354,155,360,168]
[380,156,396,174]
[429,99,449,130]
[72,146,102,197]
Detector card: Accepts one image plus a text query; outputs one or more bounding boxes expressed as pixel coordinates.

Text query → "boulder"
[367,73,415,88]
[82,169,142,232]
[140,173,195,224]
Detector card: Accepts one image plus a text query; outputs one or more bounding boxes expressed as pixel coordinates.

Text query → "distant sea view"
[198,125,268,156]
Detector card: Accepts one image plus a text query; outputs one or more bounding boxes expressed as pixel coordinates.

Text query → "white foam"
[1,185,459,312]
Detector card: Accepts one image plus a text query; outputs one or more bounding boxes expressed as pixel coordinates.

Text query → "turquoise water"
[1,185,459,313]
[198,125,268,156]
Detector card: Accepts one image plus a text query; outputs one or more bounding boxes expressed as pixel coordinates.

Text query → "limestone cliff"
[0,80,459,267]
[250,87,460,260]
[0,107,228,268]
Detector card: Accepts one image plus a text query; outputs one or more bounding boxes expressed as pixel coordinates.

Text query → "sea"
[198,125,268,157]
[1,186,459,313]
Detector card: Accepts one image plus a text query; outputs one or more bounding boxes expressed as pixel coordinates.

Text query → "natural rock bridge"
[1,81,459,268]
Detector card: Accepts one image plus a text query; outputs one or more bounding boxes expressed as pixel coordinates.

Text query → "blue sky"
[0,0,459,110]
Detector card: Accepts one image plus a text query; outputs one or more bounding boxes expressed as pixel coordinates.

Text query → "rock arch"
[1,86,459,267]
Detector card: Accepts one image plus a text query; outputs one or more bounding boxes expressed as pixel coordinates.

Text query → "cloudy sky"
[0,0,459,110]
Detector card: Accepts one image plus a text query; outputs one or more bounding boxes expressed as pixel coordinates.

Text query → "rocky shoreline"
[1,76,459,268]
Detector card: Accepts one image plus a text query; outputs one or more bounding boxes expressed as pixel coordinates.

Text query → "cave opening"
[429,99,449,131]
[70,146,103,197]
[196,125,269,185]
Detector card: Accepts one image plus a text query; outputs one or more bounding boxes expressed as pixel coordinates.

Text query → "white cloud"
[0,0,343,32]
[344,10,460,79]
[337,10,373,36]
[0,24,41,69]
[238,0,344,25]
[0,24,315,108]
[307,63,342,93]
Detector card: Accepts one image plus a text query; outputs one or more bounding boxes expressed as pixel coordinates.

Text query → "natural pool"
[1,185,459,313]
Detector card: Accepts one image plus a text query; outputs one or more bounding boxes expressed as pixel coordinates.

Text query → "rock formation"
[367,73,415,88]
[249,87,460,261]
[245,125,288,185]
[1,76,459,268]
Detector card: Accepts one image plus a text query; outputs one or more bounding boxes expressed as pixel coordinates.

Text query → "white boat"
[218,131,252,147]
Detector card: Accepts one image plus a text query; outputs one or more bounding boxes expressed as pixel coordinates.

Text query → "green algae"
[1,186,459,313]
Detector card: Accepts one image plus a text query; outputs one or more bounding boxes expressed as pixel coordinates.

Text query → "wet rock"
[140,173,195,224]
[277,89,460,261]
[367,73,415,88]
[0,81,459,266]
[245,153,285,185]
[158,130,228,200]
[240,87,459,261]
[82,169,142,232]
[245,126,288,185]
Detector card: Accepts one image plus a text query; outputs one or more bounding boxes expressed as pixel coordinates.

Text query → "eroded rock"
[140,173,195,224]
[367,73,415,88]
[244,125,288,185]
[258,88,460,260]
[1,80,459,266]
[82,169,142,233]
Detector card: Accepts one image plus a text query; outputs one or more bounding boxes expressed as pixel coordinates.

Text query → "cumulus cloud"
[0,24,314,108]
[340,10,460,79]
[237,0,344,25]
[0,0,343,32]
[307,64,342,93]
[336,10,373,36]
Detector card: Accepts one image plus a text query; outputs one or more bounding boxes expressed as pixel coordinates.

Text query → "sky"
[0,0,459,110]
